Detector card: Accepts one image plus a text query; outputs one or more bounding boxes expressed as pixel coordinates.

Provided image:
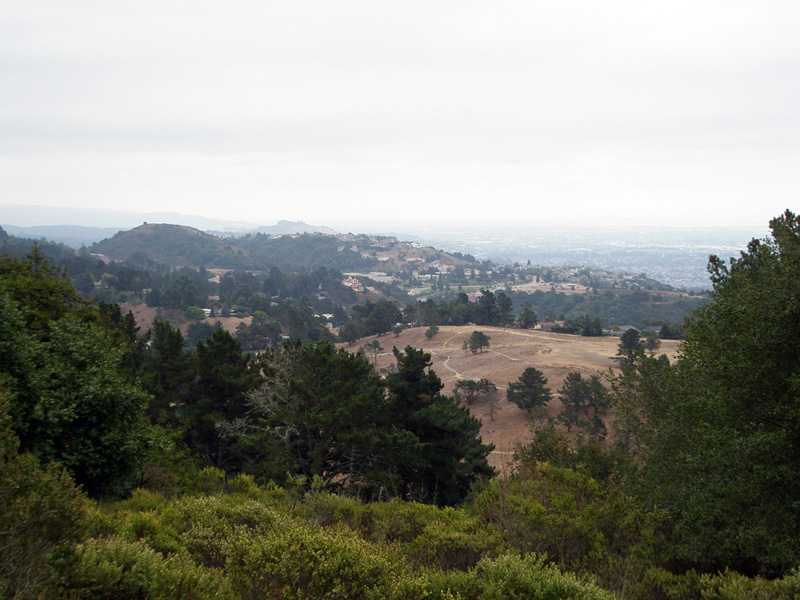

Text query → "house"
[342,276,364,292]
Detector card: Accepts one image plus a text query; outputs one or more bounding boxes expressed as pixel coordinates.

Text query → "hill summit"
[89,223,257,269]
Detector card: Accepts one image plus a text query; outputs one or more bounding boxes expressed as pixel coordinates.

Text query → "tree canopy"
[0,251,151,498]
[506,367,552,412]
[630,210,800,576]
[386,347,495,505]
[236,341,402,494]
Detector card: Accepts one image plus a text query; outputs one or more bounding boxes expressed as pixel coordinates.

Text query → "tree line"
[3,211,800,598]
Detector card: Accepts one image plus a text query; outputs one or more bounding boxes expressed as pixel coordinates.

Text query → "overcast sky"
[1,1,798,229]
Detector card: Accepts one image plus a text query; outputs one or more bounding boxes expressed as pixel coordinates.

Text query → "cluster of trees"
[235,232,380,272]
[4,211,800,598]
[454,378,501,421]
[403,285,692,337]
[404,289,523,328]
[509,286,700,332]
[513,211,800,578]
[0,249,493,505]
[339,299,404,342]
[462,330,491,354]
[551,315,605,336]
[504,367,611,440]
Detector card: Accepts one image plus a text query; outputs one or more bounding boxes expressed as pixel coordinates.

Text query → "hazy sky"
[1,1,798,229]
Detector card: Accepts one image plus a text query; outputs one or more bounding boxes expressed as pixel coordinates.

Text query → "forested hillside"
[90,223,263,269]
[2,213,800,598]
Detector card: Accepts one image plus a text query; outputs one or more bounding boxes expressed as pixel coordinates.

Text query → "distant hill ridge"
[241,219,338,236]
[90,223,259,269]
[88,222,471,274]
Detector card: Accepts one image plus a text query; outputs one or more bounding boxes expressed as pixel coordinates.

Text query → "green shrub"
[227,472,261,497]
[162,495,281,568]
[58,537,235,600]
[471,466,606,561]
[120,511,184,556]
[227,521,426,600]
[427,554,616,600]
[197,466,227,495]
[137,437,204,498]
[0,397,89,600]
[113,488,169,513]
[643,566,800,600]
[470,464,663,598]
[184,306,206,320]
[299,494,506,571]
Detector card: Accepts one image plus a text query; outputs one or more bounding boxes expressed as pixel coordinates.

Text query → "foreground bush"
[0,397,89,600]
[470,464,663,599]
[427,554,617,600]
[227,521,426,600]
[58,538,235,600]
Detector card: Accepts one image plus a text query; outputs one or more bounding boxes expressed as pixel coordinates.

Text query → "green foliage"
[90,223,262,270]
[59,538,236,600]
[467,330,491,353]
[471,464,662,599]
[136,427,204,497]
[300,494,507,572]
[386,347,495,505]
[476,289,499,325]
[633,210,800,576]
[236,232,379,272]
[557,373,610,439]
[514,427,634,484]
[506,367,552,412]
[580,317,604,337]
[232,341,400,494]
[425,325,440,339]
[226,519,426,600]
[0,245,87,334]
[32,317,152,497]
[616,328,644,362]
[235,317,283,351]
[642,566,800,600]
[360,338,384,366]
[139,317,194,425]
[185,319,222,347]
[183,329,261,473]
[0,255,151,498]
[0,396,89,600]
[427,554,617,600]
[350,299,403,337]
[518,301,537,329]
[453,378,497,406]
[184,305,205,319]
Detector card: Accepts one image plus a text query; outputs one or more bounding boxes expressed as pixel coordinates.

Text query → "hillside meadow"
[346,326,680,470]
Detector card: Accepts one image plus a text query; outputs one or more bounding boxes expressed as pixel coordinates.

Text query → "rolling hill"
[89,223,261,269]
[346,325,680,471]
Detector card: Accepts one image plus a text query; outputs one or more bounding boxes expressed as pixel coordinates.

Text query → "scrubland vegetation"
[2,211,800,599]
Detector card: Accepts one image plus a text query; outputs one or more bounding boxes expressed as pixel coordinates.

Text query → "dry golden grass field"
[346,326,680,472]
[121,302,251,336]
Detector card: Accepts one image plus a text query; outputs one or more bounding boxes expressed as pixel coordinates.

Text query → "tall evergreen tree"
[386,347,494,505]
[237,341,405,493]
[184,329,261,472]
[506,367,552,412]
[633,210,800,576]
[140,317,195,425]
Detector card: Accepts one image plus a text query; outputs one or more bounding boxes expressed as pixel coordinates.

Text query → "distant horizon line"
[0,202,772,232]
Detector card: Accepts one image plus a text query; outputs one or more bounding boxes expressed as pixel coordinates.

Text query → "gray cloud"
[1,1,798,226]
